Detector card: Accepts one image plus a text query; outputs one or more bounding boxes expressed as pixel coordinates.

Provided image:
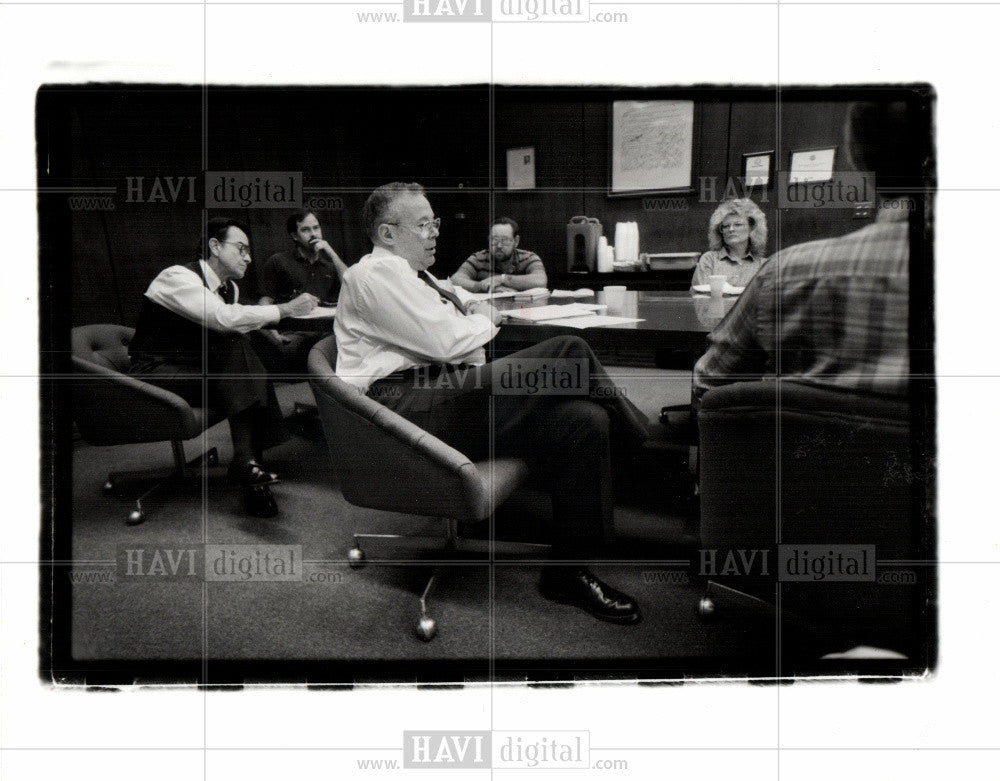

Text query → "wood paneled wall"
[39,86,879,327]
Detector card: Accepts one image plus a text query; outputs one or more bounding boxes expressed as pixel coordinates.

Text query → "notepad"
[502,304,599,322]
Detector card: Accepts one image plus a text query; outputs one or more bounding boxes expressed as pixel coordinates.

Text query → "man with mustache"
[450,216,547,293]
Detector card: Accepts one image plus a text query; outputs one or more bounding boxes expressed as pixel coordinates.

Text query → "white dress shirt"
[144,259,282,334]
[335,246,499,392]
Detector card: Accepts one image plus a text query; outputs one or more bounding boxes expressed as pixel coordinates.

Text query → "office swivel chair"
[71,324,225,525]
[695,379,929,659]
[307,335,549,641]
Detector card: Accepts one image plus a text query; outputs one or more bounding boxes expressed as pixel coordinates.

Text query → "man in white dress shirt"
[335,183,648,625]
[129,217,317,517]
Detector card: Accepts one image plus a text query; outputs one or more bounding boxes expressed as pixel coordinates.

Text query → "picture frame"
[506,145,536,190]
[788,146,837,184]
[742,150,773,188]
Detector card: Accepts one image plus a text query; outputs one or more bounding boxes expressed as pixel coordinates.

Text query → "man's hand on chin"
[312,239,340,260]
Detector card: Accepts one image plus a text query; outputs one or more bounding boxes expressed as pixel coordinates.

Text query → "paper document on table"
[513,287,550,299]
[550,288,595,298]
[691,283,744,296]
[555,315,645,329]
[296,306,337,318]
[502,304,598,322]
[465,291,518,301]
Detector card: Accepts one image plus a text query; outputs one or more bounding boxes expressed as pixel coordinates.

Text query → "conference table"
[493,290,736,360]
[282,290,738,366]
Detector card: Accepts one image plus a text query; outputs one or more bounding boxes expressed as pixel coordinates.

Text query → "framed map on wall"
[609,100,695,195]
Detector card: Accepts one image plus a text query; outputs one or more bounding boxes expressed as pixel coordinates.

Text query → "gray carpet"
[67,372,772,668]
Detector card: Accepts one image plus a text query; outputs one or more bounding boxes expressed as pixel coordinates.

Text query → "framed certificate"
[743,150,773,188]
[506,146,536,190]
[789,147,836,184]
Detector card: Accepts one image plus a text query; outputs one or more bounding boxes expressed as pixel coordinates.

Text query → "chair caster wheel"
[697,596,716,620]
[416,615,437,641]
[102,480,116,495]
[347,548,366,568]
[127,509,146,525]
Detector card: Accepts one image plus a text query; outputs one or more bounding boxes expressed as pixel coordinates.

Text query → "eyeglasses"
[220,240,251,257]
[385,218,441,239]
[490,236,516,247]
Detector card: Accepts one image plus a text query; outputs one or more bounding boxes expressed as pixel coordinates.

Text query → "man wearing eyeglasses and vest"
[129,217,318,517]
[335,182,649,626]
[450,217,547,294]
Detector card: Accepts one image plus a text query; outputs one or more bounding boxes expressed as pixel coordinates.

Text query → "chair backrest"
[698,379,914,552]
[70,323,206,446]
[697,379,929,653]
[71,323,135,374]
[307,336,491,520]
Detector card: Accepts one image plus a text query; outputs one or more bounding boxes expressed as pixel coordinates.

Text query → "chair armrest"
[72,356,207,445]
[310,374,501,520]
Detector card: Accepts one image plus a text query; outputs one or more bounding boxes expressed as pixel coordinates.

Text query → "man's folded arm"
[356,270,498,363]
[503,258,547,291]
[449,259,482,292]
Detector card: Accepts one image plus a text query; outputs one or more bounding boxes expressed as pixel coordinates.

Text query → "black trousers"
[130,332,286,451]
[250,329,324,378]
[368,336,646,556]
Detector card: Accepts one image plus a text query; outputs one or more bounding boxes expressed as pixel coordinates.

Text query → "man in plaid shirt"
[693,101,916,406]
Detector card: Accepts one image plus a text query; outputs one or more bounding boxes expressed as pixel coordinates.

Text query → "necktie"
[217,282,234,304]
[419,271,466,315]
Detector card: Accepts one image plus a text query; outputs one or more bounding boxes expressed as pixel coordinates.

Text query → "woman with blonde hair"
[691,198,768,289]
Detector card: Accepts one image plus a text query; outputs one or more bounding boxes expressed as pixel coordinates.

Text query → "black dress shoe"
[539,567,642,625]
[228,459,280,486]
[243,485,279,518]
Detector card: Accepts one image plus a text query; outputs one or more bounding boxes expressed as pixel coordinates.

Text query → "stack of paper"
[513,287,550,301]
[465,290,518,302]
[550,288,595,298]
[553,315,644,329]
[502,303,598,322]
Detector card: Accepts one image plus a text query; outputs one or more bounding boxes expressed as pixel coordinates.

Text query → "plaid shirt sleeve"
[692,262,772,408]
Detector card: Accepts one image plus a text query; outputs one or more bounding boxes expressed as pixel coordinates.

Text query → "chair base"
[696,580,882,665]
[102,442,221,525]
[347,522,551,642]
